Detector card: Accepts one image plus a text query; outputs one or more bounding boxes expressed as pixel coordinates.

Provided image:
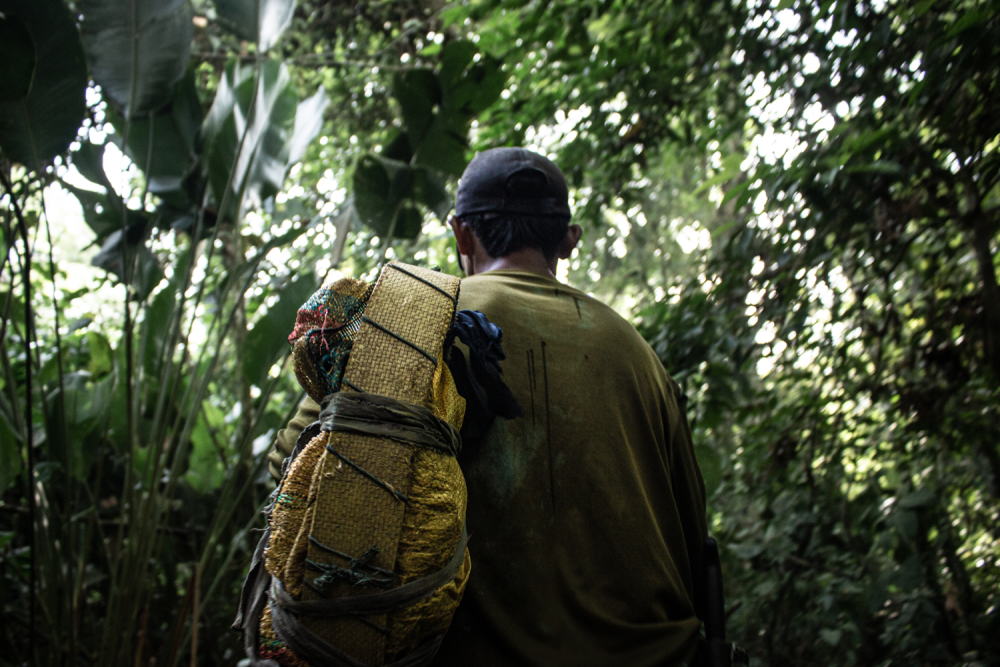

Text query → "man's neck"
[470,247,557,278]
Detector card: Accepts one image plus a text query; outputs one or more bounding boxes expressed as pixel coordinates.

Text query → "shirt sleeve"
[268,395,322,480]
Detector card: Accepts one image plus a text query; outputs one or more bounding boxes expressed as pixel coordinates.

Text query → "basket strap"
[319,391,461,457]
[269,528,469,667]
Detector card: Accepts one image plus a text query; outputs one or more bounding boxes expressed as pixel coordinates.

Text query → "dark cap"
[455,147,571,218]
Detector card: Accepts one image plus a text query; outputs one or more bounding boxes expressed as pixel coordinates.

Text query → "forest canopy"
[0,0,997,665]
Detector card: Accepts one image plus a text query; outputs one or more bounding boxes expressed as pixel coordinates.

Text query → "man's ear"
[448,216,477,257]
[557,223,583,260]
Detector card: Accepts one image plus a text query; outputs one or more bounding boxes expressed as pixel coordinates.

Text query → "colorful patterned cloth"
[288,278,373,403]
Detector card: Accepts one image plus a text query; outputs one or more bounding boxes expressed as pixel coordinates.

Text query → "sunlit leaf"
[287,87,329,166]
[70,141,114,192]
[214,0,296,52]
[203,59,302,217]
[104,69,203,204]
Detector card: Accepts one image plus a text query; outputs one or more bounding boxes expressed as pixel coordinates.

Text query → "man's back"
[435,270,706,667]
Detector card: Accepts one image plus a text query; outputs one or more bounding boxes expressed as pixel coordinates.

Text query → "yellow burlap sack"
[258,262,470,667]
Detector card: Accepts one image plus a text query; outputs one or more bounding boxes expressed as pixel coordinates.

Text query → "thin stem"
[1,167,36,667]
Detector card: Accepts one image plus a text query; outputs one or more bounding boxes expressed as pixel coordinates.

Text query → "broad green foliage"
[215,0,296,52]
[0,0,331,663]
[203,59,297,214]
[0,0,87,168]
[79,0,194,117]
[351,39,505,241]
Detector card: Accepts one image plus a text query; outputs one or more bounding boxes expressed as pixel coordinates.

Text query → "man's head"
[449,148,582,277]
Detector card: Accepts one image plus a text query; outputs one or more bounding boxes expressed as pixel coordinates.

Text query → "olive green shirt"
[270,270,707,666]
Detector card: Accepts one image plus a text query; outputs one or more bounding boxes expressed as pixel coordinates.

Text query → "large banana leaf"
[215,0,296,52]
[0,0,87,169]
[104,69,203,206]
[203,59,327,218]
[79,0,193,117]
[0,13,34,102]
[203,60,294,217]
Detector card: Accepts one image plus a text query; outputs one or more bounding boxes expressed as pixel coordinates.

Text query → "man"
[269,148,707,666]
[431,148,707,666]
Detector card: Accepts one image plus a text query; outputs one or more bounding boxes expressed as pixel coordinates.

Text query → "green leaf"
[214,0,296,52]
[0,12,35,102]
[721,152,744,172]
[450,55,506,114]
[142,292,174,379]
[79,0,193,117]
[914,0,935,17]
[898,488,935,510]
[393,204,424,240]
[104,70,202,202]
[184,412,224,493]
[721,180,753,206]
[90,227,164,300]
[0,412,22,492]
[413,168,452,220]
[382,131,413,163]
[889,508,918,538]
[242,272,317,388]
[694,443,722,497]
[695,153,743,195]
[776,0,794,9]
[414,117,469,177]
[70,142,114,192]
[392,69,441,143]
[440,40,477,89]
[203,59,300,217]
[46,371,116,480]
[60,183,140,241]
[948,9,984,36]
[352,155,392,231]
[0,0,87,169]
[441,5,467,29]
[728,542,763,560]
[352,154,422,236]
[287,87,330,166]
[0,292,24,325]
[819,628,842,646]
[844,160,904,176]
[694,170,735,195]
[87,332,114,377]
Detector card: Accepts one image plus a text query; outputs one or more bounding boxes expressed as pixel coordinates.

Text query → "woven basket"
[256,261,470,667]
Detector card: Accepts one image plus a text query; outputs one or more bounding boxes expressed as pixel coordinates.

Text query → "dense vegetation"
[0,0,997,665]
